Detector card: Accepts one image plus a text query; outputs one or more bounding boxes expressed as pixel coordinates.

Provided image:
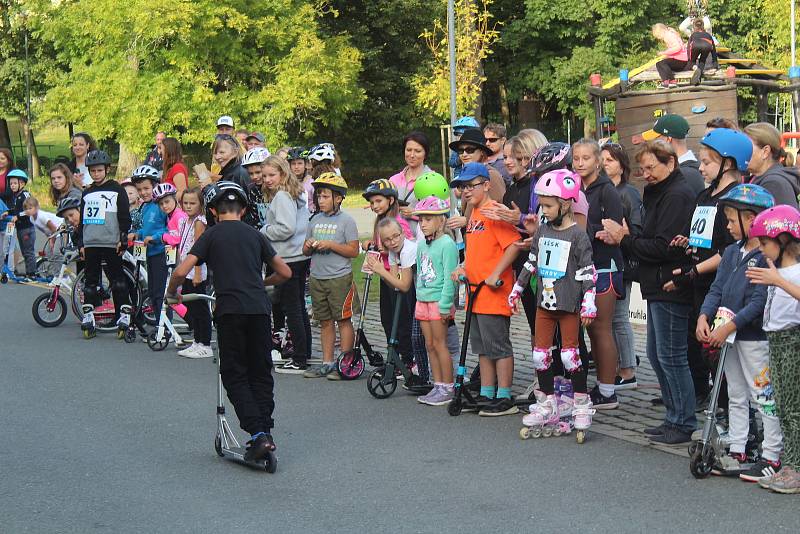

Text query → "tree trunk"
[18,114,40,179]
[498,83,510,128]
[116,143,140,180]
[0,118,11,148]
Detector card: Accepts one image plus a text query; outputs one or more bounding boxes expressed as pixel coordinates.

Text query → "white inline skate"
[572,393,595,444]
[81,304,96,339]
[520,390,573,439]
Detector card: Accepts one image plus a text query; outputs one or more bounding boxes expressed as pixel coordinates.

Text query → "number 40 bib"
[689,206,716,249]
[537,238,571,280]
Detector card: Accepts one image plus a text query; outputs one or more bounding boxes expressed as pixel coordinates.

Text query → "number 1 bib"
[538,237,571,280]
[689,206,716,249]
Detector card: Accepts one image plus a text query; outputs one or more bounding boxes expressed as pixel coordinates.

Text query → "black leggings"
[379,277,414,365]
[274,259,312,364]
[656,58,689,81]
[83,247,130,318]
[147,252,169,321]
[182,278,211,345]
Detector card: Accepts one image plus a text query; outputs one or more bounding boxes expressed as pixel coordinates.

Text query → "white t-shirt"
[388,238,418,269]
[764,263,800,331]
[32,210,63,236]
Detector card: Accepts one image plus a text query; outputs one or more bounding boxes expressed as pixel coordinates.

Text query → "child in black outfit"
[166,181,290,461]
[689,18,718,84]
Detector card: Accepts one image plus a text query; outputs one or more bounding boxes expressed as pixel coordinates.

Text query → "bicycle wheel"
[72,266,142,332]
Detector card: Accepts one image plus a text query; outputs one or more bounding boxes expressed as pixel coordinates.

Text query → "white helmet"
[309,143,335,163]
[242,147,271,167]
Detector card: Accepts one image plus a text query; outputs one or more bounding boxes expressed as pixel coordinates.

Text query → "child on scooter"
[451,162,522,416]
[695,185,782,482]
[167,180,291,462]
[510,170,597,433]
[746,205,800,493]
[410,197,459,404]
[303,172,360,379]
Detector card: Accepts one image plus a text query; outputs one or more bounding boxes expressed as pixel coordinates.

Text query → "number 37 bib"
[537,237,571,280]
[689,206,716,249]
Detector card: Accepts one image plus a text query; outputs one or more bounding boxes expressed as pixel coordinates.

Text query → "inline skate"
[81,304,97,339]
[572,393,595,444]
[520,390,573,439]
[117,304,132,340]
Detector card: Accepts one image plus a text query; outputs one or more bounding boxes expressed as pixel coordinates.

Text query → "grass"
[341,190,366,209]
[5,118,72,161]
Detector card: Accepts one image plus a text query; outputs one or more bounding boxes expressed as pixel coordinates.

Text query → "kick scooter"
[336,266,386,379]
[168,293,277,473]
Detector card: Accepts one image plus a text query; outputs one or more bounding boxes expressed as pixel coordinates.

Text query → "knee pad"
[532,347,552,372]
[560,347,582,373]
[111,278,129,297]
[83,284,99,306]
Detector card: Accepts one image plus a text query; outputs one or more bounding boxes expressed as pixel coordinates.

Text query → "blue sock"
[496,387,512,399]
[250,431,265,440]
[480,386,496,399]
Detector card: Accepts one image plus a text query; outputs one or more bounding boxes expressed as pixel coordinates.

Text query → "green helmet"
[413,171,450,201]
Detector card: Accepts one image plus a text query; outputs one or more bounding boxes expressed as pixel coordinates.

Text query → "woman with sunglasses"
[601,143,643,391]
[483,123,511,184]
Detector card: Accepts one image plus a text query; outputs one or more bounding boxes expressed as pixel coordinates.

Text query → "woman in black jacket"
[600,140,697,444]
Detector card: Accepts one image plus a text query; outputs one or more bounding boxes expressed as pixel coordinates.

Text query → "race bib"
[132,241,147,262]
[689,206,716,249]
[83,198,106,225]
[712,306,737,344]
[256,203,268,226]
[538,237,571,280]
[165,245,177,266]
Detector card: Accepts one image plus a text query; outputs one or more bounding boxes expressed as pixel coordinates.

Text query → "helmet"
[533,169,581,202]
[529,142,572,176]
[718,184,774,213]
[7,169,28,182]
[203,181,248,209]
[130,165,161,184]
[413,196,450,215]
[453,116,480,134]
[312,172,348,196]
[750,205,800,240]
[700,128,753,171]
[287,146,306,161]
[56,196,80,217]
[152,183,178,201]
[414,171,450,200]
[309,143,336,162]
[85,150,111,168]
[242,147,270,167]
[362,179,398,200]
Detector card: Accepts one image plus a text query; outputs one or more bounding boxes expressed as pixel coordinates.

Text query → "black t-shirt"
[685,181,736,291]
[189,220,276,317]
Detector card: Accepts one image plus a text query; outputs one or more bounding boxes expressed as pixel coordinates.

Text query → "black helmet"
[56,196,81,217]
[85,150,111,168]
[362,179,398,200]
[203,180,248,209]
[130,165,161,184]
[287,146,306,161]
[529,142,572,177]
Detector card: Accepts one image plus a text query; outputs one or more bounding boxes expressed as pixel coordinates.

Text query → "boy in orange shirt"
[452,162,522,416]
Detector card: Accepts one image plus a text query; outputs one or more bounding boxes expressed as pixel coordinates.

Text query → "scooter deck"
[220,445,277,472]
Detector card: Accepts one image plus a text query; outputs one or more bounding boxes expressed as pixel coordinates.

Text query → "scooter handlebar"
[458,275,503,288]
[166,294,216,305]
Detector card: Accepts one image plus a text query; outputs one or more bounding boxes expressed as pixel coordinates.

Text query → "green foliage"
[32,0,364,154]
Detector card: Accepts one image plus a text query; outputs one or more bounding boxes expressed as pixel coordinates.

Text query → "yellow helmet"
[312,172,348,197]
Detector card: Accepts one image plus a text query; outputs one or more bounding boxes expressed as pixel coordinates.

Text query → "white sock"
[598,382,615,398]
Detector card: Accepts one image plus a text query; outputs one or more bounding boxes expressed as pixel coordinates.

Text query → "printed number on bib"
[165,245,177,266]
[537,238,571,280]
[688,206,716,249]
[132,241,147,262]
[83,199,106,225]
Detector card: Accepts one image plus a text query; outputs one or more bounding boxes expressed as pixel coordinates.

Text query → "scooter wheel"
[519,427,531,440]
[366,369,397,399]
[264,451,277,474]
[214,435,224,457]
[447,399,462,417]
[576,430,586,444]
[337,351,365,380]
[0,274,7,284]
[147,330,170,351]
[124,328,137,343]
[689,443,713,479]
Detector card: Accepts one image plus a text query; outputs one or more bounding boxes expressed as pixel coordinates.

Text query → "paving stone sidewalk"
[308,297,690,459]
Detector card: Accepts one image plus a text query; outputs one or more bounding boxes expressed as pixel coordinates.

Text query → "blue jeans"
[646,301,696,433]
[613,281,637,370]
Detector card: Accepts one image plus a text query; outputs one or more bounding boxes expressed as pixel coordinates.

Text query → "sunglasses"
[603,142,623,149]
[485,137,501,143]
[456,146,479,155]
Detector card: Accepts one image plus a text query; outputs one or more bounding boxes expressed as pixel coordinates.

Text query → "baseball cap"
[642,114,690,141]
[245,131,265,143]
[216,115,234,128]
[451,162,490,184]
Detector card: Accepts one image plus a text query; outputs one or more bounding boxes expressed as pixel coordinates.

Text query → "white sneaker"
[177,342,199,358]
[188,344,213,359]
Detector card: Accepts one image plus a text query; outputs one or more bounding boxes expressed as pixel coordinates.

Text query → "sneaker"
[244,432,276,462]
[614,375,638,391]
[768,467,800,494]
[690,67,702,85]
[649,427,693,445]
[417,385,441,405]
[589,385,619,410]
[479,397,520,417]
[275,359,308,374]
[177,342,199,357]
[658,82,670,90]
[740,458,781,483]
[643,423,668,436]
[187,344,213,359]
[303,363,336,378]
[668,80,678,88]
[711,452,749,476]
[462,395,494,413]
[326,369,342,381]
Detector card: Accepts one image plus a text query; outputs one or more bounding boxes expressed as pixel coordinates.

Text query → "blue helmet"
[453,116,480,134]
[7,169,28,182]
[700,128,753,172]
[719,183,775,213]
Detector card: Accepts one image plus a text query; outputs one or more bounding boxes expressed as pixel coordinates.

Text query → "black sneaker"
[462,395,494,413]
[690,67,702,85]
[650,397,664,406]
[590,385,619,409]
[649,427,693,445]
[739,458,781,483]
[275,359,307,374]
[614,375,638,390]
[643,423,667,436]
[244,433,276,462]
[478,397,520,417]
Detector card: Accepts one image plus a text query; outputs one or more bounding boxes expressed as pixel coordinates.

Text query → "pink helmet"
[750,205,800,240]
[153,182,178,201]
[413,195,450,216]
[534,169,581,202]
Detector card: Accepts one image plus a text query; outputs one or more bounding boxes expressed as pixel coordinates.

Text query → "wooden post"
[756,87,770,122]
[791,67,800,132]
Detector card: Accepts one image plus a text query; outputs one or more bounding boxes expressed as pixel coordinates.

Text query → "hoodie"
[261,190,309,263]
[750,164,800,208]
[134,201,168,256]
[161,206,188,247]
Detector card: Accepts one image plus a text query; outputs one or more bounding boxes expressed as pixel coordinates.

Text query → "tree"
[32,0,364,172]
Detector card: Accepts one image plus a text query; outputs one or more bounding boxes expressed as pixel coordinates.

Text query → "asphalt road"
[1,282,797,533]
